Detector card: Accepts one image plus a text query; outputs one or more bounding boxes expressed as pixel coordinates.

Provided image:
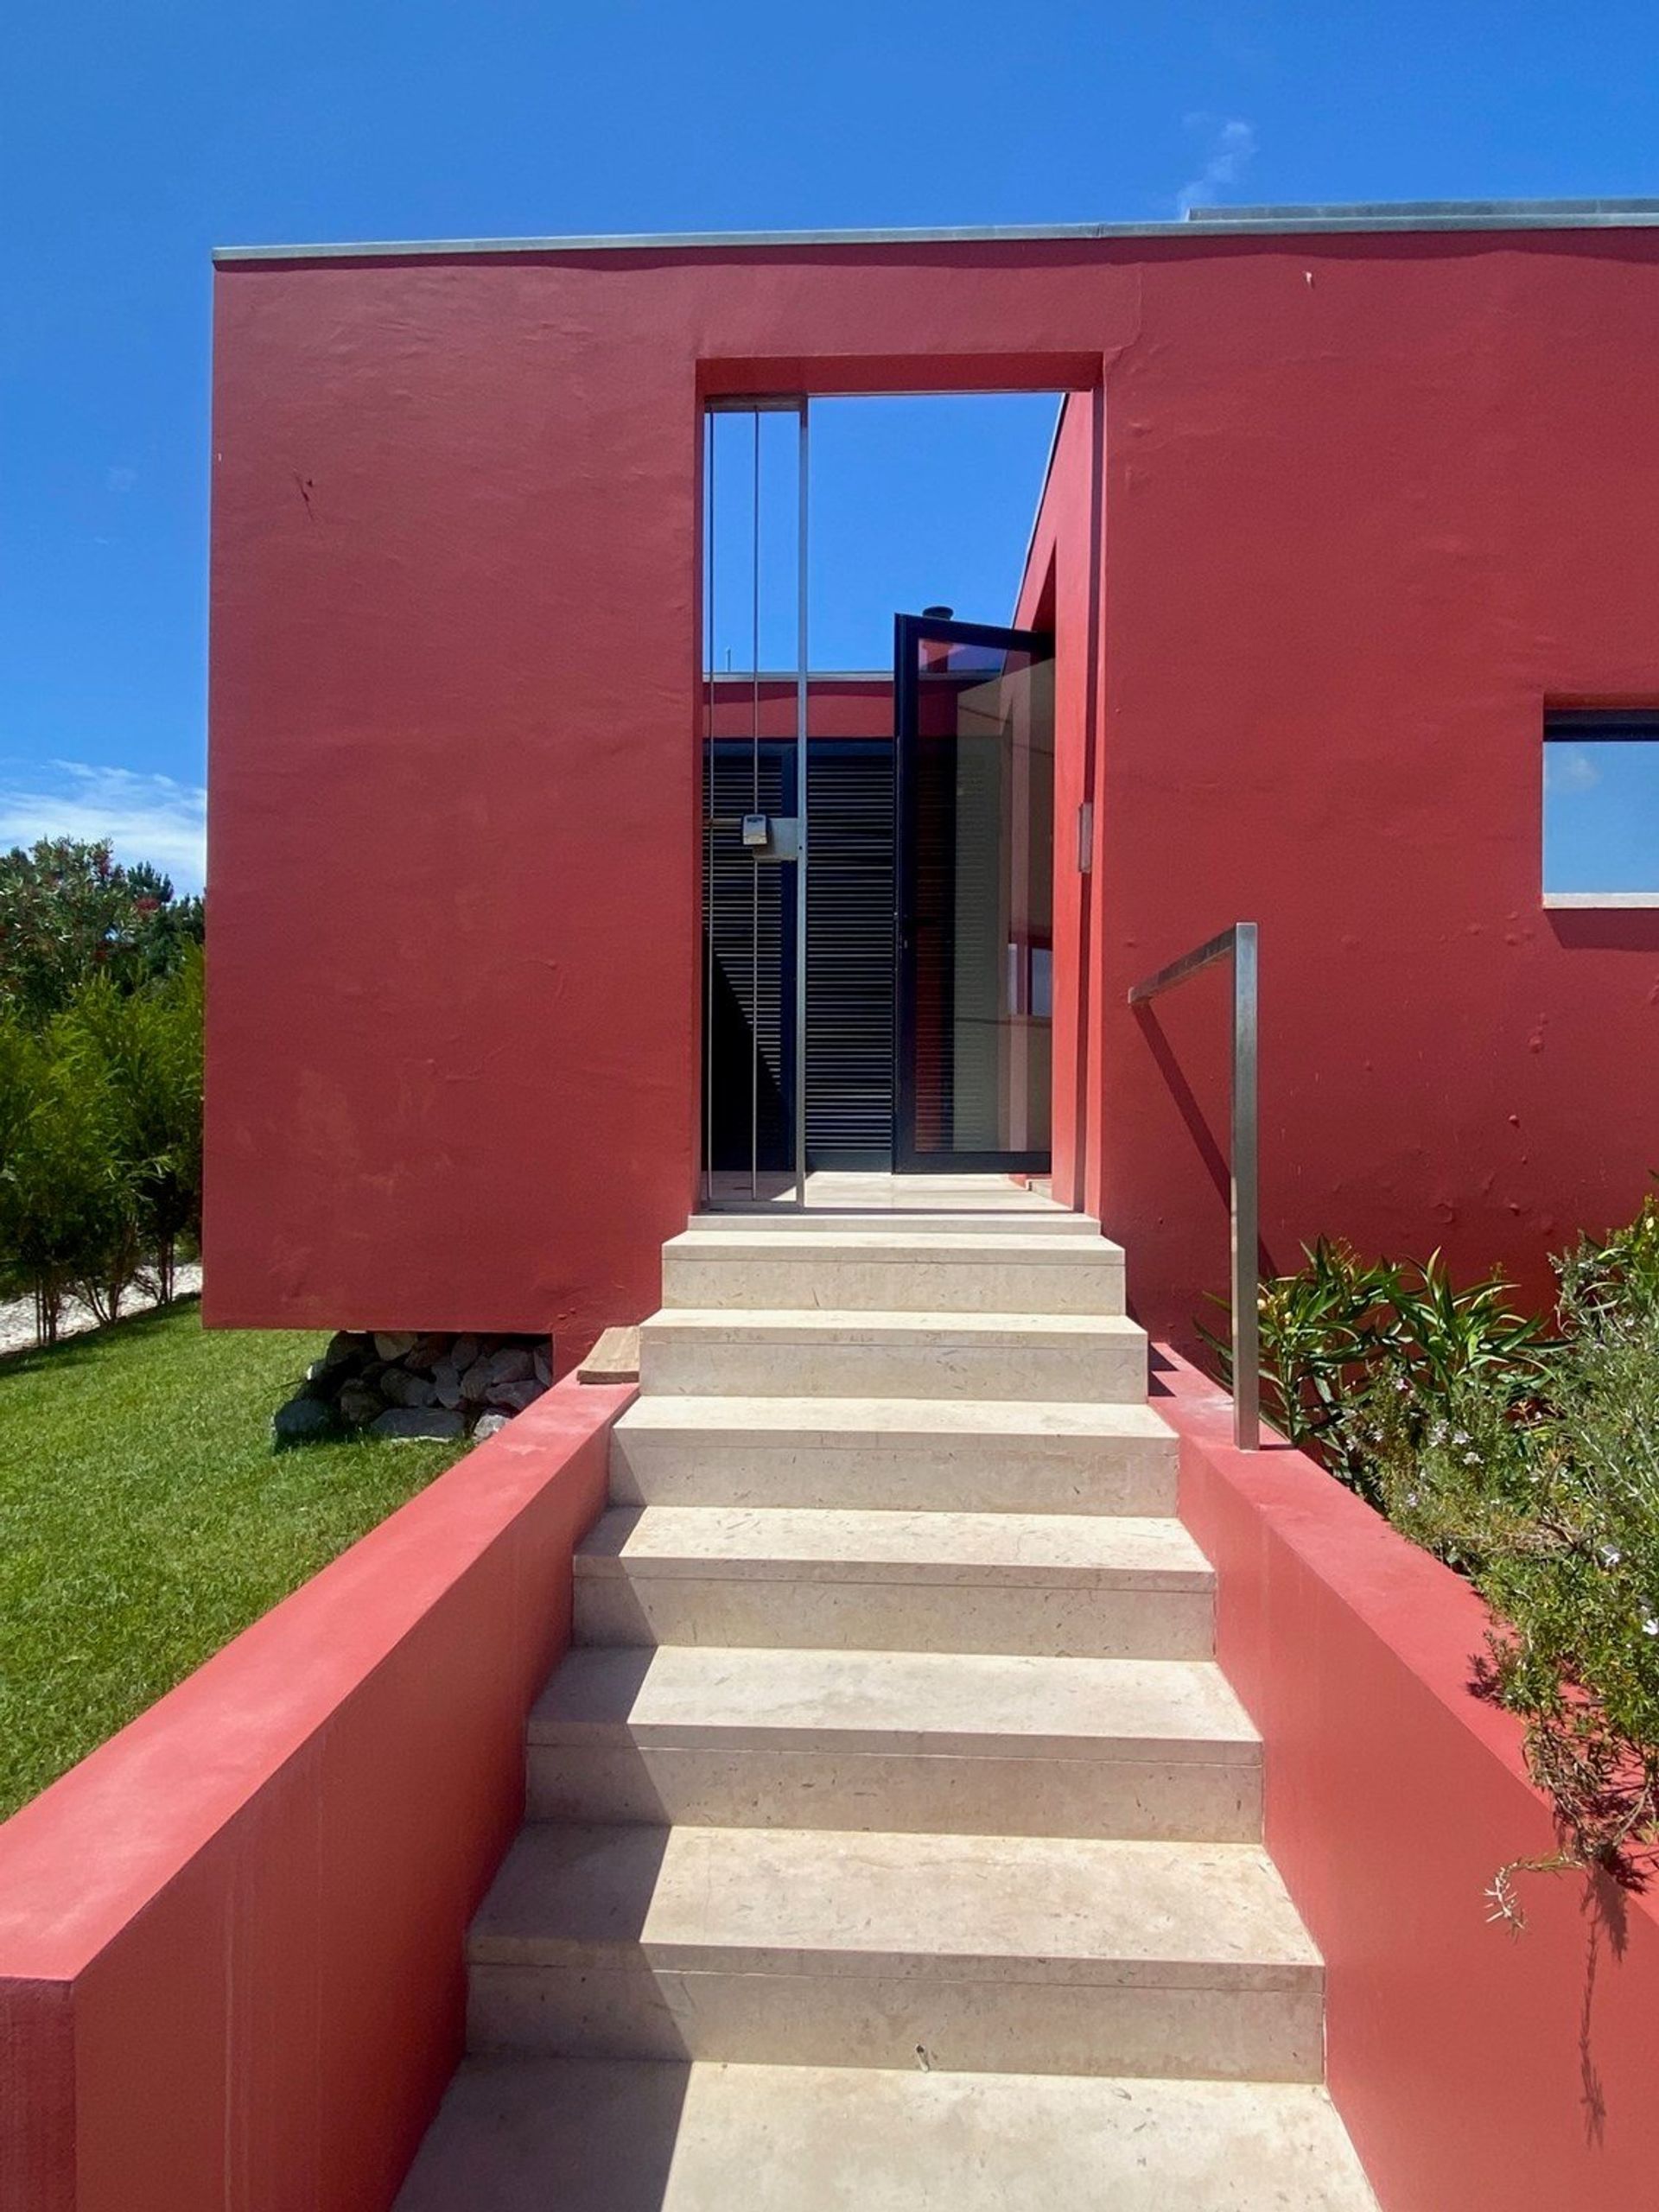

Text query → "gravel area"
[0,1264,204,1358]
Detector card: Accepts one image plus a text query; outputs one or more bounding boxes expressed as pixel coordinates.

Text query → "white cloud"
[1176,116,1258,217]
[0,762,207,892]
[1544,747,1603,795]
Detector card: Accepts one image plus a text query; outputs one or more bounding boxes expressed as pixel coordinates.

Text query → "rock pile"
[272,1329,554,1447]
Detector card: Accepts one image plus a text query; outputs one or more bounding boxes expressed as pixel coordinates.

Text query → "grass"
[0,1300,466,1821]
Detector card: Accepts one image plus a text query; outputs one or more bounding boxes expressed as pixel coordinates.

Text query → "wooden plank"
[577,1325,640,1384]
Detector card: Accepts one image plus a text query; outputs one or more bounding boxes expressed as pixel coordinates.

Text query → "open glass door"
[894,613,1054,1173]
[701,397,810,1206]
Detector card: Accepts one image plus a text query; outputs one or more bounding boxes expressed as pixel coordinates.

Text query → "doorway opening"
[701,392,1063,1204]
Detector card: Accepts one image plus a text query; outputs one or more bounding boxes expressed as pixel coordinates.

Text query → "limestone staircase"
[397,1190,1376,2209]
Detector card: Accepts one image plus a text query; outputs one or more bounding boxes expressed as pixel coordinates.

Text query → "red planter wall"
[208,230,1659,1356]
[1161,1348,1659,2211]
[0,1379,630,2212]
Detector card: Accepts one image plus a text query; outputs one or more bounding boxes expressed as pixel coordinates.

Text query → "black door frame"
[893,612,1055,1174]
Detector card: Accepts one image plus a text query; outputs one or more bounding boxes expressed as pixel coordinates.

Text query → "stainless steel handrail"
[1128,924,1261,1450]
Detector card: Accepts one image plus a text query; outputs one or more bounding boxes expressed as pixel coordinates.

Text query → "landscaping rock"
[291,1325,555,1442]
[490,1378,544,1414]
[381,1368,438,1409]
[369,1407,465,1442]
[272,1395,340,1447]
[335,1381,384,1429]
[472,1411,511,1442]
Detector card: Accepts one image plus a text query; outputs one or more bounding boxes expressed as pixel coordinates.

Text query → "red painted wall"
[1032,245,1659,1338]
[210,232,1658,1350]
[709,672,892,740]
[0,1378,629,2212]
[1161,1348,1659,2211]
[1014,395,1100,1212]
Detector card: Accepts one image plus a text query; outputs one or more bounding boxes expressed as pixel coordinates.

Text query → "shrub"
[62,953,203,1304]
[1206,1238,1548,1507]
[0,955,203,1338]
[1231,1195,1659,1906]
[0,1013,132,1339]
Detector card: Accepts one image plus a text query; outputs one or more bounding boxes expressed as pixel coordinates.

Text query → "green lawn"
[0,1301,466,1821]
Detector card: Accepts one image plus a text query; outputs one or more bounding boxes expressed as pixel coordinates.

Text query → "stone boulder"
[380,1368,438,1410]
[272,1395,340,1447]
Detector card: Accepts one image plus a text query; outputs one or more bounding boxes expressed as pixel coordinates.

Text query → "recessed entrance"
[700,395,1060,1200]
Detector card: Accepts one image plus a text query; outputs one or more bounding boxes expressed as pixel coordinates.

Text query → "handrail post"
[1128,922,1261,1450]
[1230,925,1260,1451]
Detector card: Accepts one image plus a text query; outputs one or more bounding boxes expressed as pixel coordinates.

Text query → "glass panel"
[1543,736,1659,894]
[908,632,1053,1157]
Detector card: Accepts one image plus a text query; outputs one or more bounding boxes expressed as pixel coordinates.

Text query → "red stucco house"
[8,200,1659,2212]
[205,197,1659,1372]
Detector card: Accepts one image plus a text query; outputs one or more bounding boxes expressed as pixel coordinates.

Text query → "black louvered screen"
[702,737,897,1175]
[804,739,895,1168]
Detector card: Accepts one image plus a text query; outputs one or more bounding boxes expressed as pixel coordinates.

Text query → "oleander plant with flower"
[1211,1192,1659,1910]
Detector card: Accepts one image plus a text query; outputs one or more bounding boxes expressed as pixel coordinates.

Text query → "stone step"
[638,1307,1148,1402]
[609,1395,1178,1516]
[683,1206,1103,1236]
[574,1505,1213,1658]
[661,1228,1127,1316]
[701,1173,1076,1217]
[397,2060,1379,2211]
[526,1644,1261,1840]
[466,1824,1324,2080]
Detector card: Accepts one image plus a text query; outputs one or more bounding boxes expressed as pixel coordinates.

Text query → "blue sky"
[7,0,1659,893]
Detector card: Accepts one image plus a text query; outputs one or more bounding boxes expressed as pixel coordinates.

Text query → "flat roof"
[213,197,1659,264]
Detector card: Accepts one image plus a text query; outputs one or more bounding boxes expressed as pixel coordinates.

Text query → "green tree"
[0,838,204,1025]
[0,1011,130,1340]
[65,953,204,1303]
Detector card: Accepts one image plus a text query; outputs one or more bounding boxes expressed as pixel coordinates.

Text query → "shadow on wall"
[1544,908,1659,952]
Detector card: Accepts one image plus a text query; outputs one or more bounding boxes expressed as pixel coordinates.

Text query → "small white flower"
[1405,1490,1421,1508]
[1394,1376,1410,1395]
[1643,1617,1659,1637]
[1452,1431,1471,1448]
[1602,1546,1623,1567]
[1464,1452,1481,1467]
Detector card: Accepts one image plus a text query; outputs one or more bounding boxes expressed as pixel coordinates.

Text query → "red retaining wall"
[1160,1347,1659,2211]
[0,1377,630,2212]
